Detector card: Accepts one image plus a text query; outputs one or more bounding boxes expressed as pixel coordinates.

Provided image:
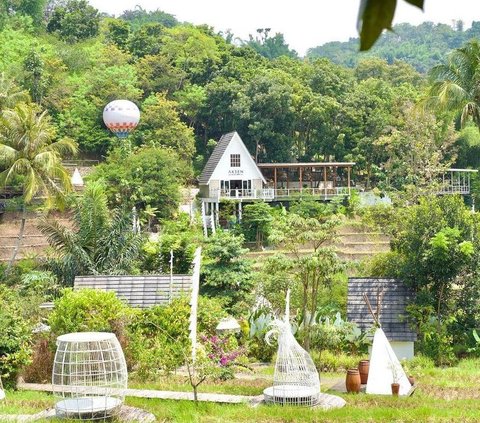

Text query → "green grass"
[128,374,271,396]
[2,359,480,422]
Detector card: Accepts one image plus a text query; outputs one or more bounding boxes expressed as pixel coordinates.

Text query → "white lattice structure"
[52,332,128,420]
[263,291,321,406]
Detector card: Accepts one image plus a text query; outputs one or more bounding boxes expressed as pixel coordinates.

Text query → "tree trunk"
[193,384,198,402]
[6,203,26,275]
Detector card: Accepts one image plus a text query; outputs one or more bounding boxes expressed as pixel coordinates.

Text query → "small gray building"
[347,278,417,359]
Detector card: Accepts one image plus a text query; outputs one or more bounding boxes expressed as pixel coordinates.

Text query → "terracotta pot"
[408,375,415,386]
[346,368,361,393]
[391,382,400,395]
[358,360,370,384]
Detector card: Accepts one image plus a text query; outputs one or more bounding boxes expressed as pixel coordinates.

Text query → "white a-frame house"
[198,131,356,234]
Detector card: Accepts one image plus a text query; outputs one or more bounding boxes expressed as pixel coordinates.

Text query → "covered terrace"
[257,162,355,200]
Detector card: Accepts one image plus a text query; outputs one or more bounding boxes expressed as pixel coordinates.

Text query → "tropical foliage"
[38,182,142,285]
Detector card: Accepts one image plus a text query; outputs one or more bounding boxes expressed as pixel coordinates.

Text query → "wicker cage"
[263,320,321,406]
[52,332,128,420]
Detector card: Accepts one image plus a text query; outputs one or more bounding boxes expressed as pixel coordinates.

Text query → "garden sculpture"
[263,290,321,406]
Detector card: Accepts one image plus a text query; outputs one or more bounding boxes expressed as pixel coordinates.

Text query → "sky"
[89,1,480,55]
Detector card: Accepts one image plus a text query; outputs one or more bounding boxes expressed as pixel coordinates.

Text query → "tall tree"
[428,40,480,130]
[245,28,297,60]
[0,103,77,271]
[119,6,177,31]
[268,212,343,350]
[46,0,99,42]
[376,105,456,202]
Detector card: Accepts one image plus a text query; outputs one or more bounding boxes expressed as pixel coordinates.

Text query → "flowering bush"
[201,335,245,380]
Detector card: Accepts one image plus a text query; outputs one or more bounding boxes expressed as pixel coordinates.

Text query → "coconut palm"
[0,73,30,110]
[428,40,480,129]
[39,181,143,285]
[0,103,77,271]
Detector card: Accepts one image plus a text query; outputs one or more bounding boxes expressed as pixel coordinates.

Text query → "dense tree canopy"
[46,0,100,43]
[309,21,480,73]
[0,3,476,195]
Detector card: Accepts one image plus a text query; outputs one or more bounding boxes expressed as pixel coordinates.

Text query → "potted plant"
[401,359,415,386]
[389,362,401,395]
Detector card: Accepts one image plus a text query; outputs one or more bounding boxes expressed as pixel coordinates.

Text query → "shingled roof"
[198,131,236,184]
[347,278,417,342]
[74,275,192,308]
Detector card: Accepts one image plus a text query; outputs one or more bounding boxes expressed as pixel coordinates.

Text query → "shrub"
[0,286,33,388]
[127,295,227,378]
[22,334,55,384]
[298,312,370,355]
[201,231,255,314]
[48,288,132,335]
[359,203,396,233]
[311,350,367,372]
[358,251,402,278]
[403,354,435,372]
[139,214,201,274]
[201,334,245,381]
[128,297,190,377]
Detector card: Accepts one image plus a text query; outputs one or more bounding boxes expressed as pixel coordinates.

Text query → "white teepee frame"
[363,289,411,396]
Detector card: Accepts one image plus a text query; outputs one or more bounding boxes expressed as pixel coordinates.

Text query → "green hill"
[307,21,480,73]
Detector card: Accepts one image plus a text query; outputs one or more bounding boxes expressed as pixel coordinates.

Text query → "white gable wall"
[209,133,265,183]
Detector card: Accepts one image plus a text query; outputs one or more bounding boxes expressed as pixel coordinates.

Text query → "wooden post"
[286,167,289,190]
[333,166,337,189]
[323,166,327,197]
[299,166,303,193]
[347,166,351,195]
[274,167,277,190]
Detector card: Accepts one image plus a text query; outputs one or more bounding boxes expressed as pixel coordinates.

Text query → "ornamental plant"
[200,334,245,380]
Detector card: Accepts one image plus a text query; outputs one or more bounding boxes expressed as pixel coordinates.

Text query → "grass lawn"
[1,359,480,422]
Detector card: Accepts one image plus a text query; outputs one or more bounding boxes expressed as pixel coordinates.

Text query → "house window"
[230,154,241,167]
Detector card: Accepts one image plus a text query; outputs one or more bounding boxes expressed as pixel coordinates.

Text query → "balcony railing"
[438,185,470,195]
[213,187,350,200]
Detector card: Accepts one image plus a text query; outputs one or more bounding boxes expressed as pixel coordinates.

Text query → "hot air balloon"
[102,100,140,139]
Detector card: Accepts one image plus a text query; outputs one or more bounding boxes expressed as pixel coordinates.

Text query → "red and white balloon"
[103,100,140,138]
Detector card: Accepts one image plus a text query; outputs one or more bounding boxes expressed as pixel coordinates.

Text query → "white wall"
[209,133,264,183]
[391,342,414,361]
[369,341,414,361]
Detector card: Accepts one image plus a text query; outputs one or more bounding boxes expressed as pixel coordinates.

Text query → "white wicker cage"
[263,291,321,406]
[52,332,128,420]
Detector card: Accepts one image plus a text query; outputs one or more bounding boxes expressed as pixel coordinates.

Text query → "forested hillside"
[308,21,480,73]
[1,1,480,198]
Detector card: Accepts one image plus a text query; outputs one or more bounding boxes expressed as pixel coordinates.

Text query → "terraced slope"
[246,222,390,262]
[0,212,70,263]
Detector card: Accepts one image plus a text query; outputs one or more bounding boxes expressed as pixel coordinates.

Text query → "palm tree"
[428,40,480,129]
[39,181,143,285]
[0,103,77,271]
[0,73,30,110]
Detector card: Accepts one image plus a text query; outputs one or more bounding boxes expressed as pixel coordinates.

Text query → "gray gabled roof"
[347,278,417,342]
[198,132,237,184]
